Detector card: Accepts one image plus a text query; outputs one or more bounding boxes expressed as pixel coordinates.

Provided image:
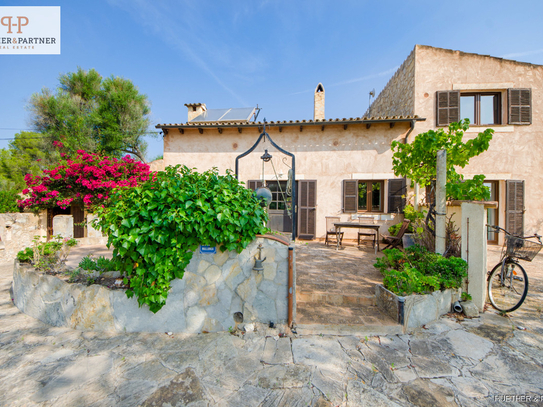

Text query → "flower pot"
[402,233,415,248]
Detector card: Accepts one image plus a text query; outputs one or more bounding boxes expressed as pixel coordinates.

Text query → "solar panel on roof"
[190,107,256,123]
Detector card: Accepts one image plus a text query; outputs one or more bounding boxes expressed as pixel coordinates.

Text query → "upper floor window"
[460,93,501,125]
[436,88,531,126]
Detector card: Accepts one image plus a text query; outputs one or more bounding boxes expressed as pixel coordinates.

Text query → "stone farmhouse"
[156,45,543,242]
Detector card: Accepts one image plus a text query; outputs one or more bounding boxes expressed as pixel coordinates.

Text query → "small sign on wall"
[199,245,217,254]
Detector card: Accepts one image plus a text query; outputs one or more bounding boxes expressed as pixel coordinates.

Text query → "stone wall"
[0,212,47,263]
[365,48,416,118]
[12,236,293,333]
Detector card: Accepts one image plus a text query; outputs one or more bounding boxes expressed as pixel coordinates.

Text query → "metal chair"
[325,216,344,246]
[357,216,377,248]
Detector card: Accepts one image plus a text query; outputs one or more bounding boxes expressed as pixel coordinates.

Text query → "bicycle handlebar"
[486,224,542,243]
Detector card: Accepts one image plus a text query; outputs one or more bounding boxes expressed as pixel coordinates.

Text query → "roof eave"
[156,116,426,130]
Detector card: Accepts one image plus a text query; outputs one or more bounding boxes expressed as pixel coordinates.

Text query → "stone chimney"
[313,83,325,121]
[184,103,207,122]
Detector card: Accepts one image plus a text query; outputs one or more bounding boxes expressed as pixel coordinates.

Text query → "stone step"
[296,290,375,306]
[295,323,403,336]
[296,301,399,329]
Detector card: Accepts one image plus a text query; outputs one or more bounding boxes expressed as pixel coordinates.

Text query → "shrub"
[78,255,116,274]
[388,204,425,236]
[16,235,78,272]
[17,149,151,212]
[412,214,461,258]
[374,244,467,296]
[94,165,269,313]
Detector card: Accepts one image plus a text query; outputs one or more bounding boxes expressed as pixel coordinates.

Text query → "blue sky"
[1,0,543,162]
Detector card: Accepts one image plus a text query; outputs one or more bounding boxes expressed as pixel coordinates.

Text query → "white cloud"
[500,49,543,60]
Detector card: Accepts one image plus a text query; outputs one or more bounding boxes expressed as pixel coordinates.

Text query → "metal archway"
[235,122,296,240]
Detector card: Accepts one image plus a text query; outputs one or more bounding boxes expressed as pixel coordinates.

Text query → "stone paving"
[296,242,398,330]
[2,244,543,406]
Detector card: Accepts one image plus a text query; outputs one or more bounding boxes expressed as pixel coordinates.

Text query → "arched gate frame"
[235,124,296,241]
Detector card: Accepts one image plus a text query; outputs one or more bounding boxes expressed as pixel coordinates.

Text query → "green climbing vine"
[391,120,494,201]
[94,165,269,313]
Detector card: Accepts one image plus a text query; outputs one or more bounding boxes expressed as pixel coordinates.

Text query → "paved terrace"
[1,245,542,406]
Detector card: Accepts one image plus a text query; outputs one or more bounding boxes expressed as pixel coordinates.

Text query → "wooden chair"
[382,219,411,250]
[357,216,377,248]
[325,216,344,246]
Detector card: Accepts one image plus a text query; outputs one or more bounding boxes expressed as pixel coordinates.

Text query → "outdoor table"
[333,222,380,254]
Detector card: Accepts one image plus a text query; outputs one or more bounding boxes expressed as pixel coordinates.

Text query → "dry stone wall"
[365,48,416,118]
[0,213,47,263]
[12,236,292,333]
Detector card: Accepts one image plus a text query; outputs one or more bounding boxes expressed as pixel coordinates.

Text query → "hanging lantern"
[255,186,272,207]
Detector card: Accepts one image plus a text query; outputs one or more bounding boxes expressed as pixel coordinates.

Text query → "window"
[267,181,291,211]
[436,89,531,126]
[460,93,501,125]
[358,181,384,212]
[343,179,405,213]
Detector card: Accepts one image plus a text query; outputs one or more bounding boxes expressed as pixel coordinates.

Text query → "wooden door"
[72,205,85,238]
[298,180,317,240]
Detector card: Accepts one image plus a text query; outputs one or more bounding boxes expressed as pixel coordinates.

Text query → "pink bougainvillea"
[18,150,152,211]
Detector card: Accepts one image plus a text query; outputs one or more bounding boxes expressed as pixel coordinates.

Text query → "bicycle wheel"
[488,260,529,312]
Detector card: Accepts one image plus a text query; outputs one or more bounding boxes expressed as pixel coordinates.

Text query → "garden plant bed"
[50,269,128,290]
[375,284,462,332]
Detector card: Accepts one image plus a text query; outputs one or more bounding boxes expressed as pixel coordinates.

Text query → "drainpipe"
[404,119,416,144]
[405,119,418,208]
[288,246,294,328]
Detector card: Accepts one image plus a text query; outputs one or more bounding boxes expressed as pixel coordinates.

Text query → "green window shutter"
[436,91,460,126]
[508,89,532,125]
[388,178,406,214]
[343,180,358,213]
[506,180,525,236]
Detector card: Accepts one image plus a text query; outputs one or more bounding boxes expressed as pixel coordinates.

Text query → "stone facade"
[159,45,543,240]
[12,236,293,333]
[163,122,410,239]
[0,212,47,263]
[410,45,543,238]
[366,48,416,118]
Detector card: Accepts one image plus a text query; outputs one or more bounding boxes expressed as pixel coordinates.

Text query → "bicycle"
[486,225,543,312]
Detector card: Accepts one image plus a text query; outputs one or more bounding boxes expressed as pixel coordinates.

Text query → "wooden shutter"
[508,89,532,125]
[343,180,358,213]
[506,180,524,236]
[247,180,262,191]
[436,91,460,126]
[388,178,406,214]
[298,180,317,239]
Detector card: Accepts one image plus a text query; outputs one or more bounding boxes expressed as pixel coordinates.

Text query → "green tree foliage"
[0,189,20,213]
[29,67,151,161]
[391,120,494,201]
[0,131,58,190]
[94,165,269,313]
